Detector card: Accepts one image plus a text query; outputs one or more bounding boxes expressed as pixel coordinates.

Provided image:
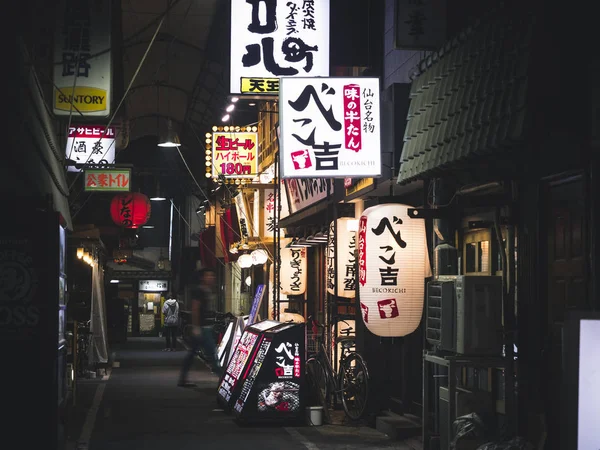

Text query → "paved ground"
[65,337,422,450]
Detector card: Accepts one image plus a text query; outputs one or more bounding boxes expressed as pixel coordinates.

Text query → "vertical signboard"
[280,77,382,178]
[53,0,112,116]
[230,0,330,94]
[247,284,266,326]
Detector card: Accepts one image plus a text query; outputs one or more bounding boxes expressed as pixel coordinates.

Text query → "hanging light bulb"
[158,119,181,147]
[238,254,253,268]
[77,248,84,259]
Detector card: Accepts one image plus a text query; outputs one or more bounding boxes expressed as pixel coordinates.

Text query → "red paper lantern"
[110,193,151,228]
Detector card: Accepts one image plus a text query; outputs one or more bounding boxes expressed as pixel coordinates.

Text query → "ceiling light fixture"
[226,104,235,112]
[142,225,155,229]
[221,114,230,122]
[231,97,239,103]
[248,102,256,106]
[157,119,181,147]
[150,180,167,201]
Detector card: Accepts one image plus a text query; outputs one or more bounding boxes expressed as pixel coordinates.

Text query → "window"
[463,229,492,275]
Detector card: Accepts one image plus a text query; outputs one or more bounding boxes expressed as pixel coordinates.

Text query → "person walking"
[162,294,180,351]
[178,267,221,387]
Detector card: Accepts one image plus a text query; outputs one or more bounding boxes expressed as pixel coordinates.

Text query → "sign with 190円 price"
[211,132,258,178]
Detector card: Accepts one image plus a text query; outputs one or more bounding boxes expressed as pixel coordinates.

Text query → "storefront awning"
[397,7,533,185]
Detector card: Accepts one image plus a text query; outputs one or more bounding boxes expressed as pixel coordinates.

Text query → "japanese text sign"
[279,238,307,295]
[326,218,357,298]
[284,178,329,214]
[66,125,116,172]
[280,77,382,178]
[262,188,287,239]
[84,169,131,192]
[358,204,430,337]
[212,132,258,178]
[395,0,447,50]
[230,0,330,94]
[53,0,112,116]
[241,77,280,95]
[138,280,168,292]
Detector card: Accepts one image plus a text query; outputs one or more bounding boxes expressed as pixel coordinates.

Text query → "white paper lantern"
[358,204,428,337]
[238,254,253,268]
[326,218,357,298]
[279,238,307,295]
[251,249,269,265]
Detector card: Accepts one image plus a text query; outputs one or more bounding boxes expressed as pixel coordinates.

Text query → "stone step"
[376,411,422,441]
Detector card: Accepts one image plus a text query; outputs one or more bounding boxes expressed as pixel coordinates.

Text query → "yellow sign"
[211,132,259,178]
[241,77,280,94]
[54,86,108,112]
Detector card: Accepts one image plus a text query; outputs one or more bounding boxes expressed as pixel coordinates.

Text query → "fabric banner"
[90,264,108,364]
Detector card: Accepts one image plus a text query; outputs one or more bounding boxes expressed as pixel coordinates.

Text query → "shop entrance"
[137,292,162,336]
[542,174,588,449]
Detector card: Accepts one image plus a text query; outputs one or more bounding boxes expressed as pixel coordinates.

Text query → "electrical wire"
[67,1,170,196]
[184,120,275,262]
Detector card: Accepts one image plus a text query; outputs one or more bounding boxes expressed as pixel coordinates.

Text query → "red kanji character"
[86,174,98,187]
[98,174,109,187]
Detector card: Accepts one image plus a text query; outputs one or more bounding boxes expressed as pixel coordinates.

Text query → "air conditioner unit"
[426,276,503,356]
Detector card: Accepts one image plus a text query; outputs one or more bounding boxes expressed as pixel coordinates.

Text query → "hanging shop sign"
[279,238,307,296]
[110,192,151,229]
[261,188,287,240]
[53,0,112,116]
[326,218,357,298]
[84,168,131,192]
[234,193,256,239]
[345,178,375,198]
[358,204,428,337]
[280,77,382,178]
[211,131,258,178]
[230,0,330,95]
[284,178,329,214]
[138,280,168,292]
[394,0,447,51]
[65,125,116,172]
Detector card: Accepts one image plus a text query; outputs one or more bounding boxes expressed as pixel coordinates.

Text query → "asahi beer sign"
[66,125,116,172]
[230,0,330,94]
[53,0,112,116]
[0,238,40,338]
[280,77,381,178]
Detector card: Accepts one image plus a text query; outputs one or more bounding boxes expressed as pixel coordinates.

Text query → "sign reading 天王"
[280,77,381,178]
[53,0,112,116]
[230,0,330,95]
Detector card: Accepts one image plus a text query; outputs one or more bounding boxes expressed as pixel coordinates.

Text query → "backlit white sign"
[229,0,330,94]
[65,125,116,172]
[53,0,112,116]
[138,280,168,292]
[280,77,382,178]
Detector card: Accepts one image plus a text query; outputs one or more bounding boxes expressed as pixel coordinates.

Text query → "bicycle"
[305,317,370,421]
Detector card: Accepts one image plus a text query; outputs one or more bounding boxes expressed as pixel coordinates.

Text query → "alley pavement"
[65,337,422,450]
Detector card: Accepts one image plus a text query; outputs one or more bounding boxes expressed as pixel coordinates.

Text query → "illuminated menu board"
[218,330,259,405]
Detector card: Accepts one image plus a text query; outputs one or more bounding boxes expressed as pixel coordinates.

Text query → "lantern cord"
[67,0,172,194]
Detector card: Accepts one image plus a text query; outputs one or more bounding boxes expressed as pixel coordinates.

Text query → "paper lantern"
[358,204,428,337]
[326,218,357,298]
[110,193,151,228]
[279,238,307,296]
[251,249,269,265]
[238,254,253,268]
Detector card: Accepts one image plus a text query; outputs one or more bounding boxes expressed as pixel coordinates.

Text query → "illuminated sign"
[211,132,258,178]
[65,125,116,172]
[230,0,330,94]
[84,168,131,192]
[280,77,382,178]
[241,77,280,94]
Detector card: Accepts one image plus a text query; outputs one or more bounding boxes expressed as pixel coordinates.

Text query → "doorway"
[541,174,588,449]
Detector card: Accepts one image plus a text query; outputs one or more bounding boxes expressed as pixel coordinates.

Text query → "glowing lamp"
[251,249,269,265]
[279,238,307,295]
[326,218,357,298]
[358,204,429,337]
[77,248,84,259]
[110,193,151,229]
[238,254,253,268]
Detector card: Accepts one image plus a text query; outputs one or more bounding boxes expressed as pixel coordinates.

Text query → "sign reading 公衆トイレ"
[84,169,131,192]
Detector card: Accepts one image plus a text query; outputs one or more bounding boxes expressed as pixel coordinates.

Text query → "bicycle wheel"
[340,353,369,420]
[306,357,328,407]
